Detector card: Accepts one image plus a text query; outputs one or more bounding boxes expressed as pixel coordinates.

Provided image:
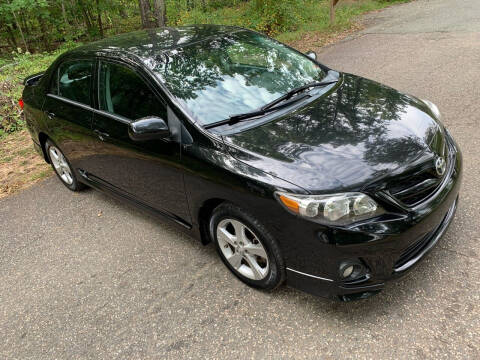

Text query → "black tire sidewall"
[210,203,285,290]
[45,139,83,191]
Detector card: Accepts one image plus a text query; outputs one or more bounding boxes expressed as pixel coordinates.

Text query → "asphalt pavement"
[1,0,479,358]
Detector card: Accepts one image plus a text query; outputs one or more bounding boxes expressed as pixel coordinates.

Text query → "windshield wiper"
[203,79,338,130]
[261,80,338,111]
[203,108,270,129]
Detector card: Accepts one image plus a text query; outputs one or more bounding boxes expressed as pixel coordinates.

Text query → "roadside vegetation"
[0,0,410,195]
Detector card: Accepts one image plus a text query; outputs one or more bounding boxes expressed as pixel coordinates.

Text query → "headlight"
[275,192,384,225]
[422,99,442,121]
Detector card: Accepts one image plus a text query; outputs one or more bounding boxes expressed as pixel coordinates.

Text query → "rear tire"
[45,139,85,191]
[209,203,285,290]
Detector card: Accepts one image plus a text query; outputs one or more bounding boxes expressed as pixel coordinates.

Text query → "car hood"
[223,73,445,193]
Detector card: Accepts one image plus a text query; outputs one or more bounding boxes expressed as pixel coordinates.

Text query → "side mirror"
[128,116,169,142]
[306,51,317,61]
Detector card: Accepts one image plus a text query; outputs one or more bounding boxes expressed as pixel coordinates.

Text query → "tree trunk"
[20,13,29,36]
[69,0,82,30]
[153,0,166,27]
[138,0,153,28]
[86,7,95,28]
[38,17,50,52]
[96,0,104,37]
[10,9,28,52]
[82,8,92,29]
[61,1,68,28]
[5,24,18,51]
[78,0,94,31]
[330,0,340,24]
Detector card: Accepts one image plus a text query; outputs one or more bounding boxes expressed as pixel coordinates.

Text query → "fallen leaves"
[0,130,51,198]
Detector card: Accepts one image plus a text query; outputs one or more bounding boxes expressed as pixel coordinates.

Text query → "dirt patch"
[0,130,52,198]
[287,22,364,53]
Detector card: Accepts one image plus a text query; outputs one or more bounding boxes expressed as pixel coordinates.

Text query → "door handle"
[94,129,110,141]
[45,111,56,120]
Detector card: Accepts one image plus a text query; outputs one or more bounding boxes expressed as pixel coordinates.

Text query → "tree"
[9,0,29,52]
[153,0,166,27]
[330,0,340,24]
[138,0,166,28]
[95,0,103,37]
[138,0,153,28]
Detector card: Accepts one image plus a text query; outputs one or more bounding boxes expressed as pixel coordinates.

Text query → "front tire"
[210,203,285,290]
[45,139,85,191]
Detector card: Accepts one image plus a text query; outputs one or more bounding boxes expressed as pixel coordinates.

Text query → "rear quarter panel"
[22,79,48,148]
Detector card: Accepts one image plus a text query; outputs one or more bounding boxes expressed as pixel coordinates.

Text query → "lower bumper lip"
[392,196,457,273]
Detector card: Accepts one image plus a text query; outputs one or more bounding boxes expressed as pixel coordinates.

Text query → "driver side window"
[98,62,166,121]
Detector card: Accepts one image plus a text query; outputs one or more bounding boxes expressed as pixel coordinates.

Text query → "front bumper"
[282,133,462,301]
[286,196,458,301]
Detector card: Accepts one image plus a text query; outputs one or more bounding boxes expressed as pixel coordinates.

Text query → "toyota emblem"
[435,156,446,176]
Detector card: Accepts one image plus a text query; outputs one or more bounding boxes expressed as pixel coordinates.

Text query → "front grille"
[389,171,442,206]
[386,137,454,207]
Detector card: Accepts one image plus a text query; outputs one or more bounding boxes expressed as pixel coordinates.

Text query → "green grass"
[0,155,13,164]
[174,0,411,42]
[29,169,51,181]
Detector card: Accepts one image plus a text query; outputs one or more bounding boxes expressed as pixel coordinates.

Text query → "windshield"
[149,30,327,125]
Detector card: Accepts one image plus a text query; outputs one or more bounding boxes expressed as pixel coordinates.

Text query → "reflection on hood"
[224,74,443,192]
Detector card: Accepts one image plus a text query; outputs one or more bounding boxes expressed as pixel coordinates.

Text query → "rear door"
[42,58,96,171]
[86,59,191,223]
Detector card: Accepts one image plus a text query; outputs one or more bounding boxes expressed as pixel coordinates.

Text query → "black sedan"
[21,25,462,301]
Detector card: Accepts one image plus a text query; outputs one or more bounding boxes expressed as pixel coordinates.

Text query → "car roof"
[67,24,243,62]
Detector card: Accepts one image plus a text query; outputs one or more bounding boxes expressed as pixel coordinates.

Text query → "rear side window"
[51,60,93,106]
[98,61,166,120]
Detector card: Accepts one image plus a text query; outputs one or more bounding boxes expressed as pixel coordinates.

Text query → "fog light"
[342,265,354,278]
[339,261,366,280]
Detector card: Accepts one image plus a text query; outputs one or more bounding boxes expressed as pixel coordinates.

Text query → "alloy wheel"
[49,145,73,185]
[216,218,269,280]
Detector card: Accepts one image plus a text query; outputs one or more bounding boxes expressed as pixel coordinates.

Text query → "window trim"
[46,93,93,111]
[48,58,95,107]
[96,58,167,122]
[46,93,131,125]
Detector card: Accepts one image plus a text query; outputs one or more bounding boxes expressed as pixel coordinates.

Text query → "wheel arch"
[198,198,227,245]
[38,132,50,164]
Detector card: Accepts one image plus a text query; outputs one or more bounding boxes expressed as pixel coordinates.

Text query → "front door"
[86,60,191,223]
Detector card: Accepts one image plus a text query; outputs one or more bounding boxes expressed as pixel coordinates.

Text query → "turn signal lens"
[18,98,24,109]
[279,194,299,213]
[275,192,383,225]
